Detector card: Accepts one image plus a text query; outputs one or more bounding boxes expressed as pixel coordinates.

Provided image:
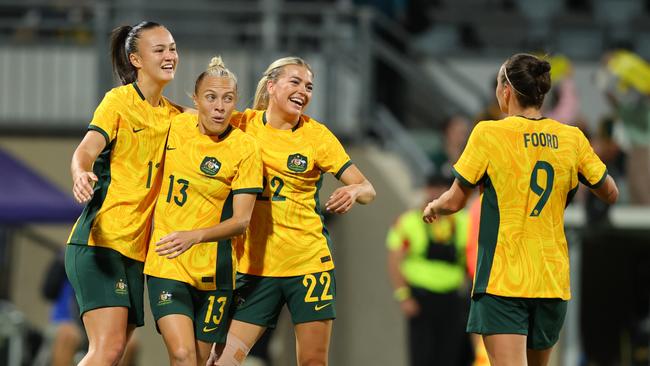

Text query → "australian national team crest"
[287,153,308,173]
[158,291,173,306]
[115,279,128,295]
[200,157,221,176]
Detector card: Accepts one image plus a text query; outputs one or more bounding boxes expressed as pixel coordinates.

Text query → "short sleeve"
[576,130,608,188]
[315,125,352,179]
[452,123,489,187]
[88,90,120,146]
[232,137,263,194]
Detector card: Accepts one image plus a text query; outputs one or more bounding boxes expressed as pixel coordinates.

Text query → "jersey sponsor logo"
[202,325,219,332]
[287,153,308,172]
[115,279,128,295]
[132,127,145,133]
[314,302,332,311]
[200,157,221,176]
[157,291,173,306]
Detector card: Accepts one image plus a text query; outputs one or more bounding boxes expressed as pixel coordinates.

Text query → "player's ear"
[266,79,275,95]
[129,53,142,69]
[192,93,198,107]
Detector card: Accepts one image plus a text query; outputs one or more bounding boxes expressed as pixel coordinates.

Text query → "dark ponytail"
[501,53,552,109]
[110,21,162,85]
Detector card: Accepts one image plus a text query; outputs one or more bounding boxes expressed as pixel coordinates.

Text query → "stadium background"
[0,0,649,365]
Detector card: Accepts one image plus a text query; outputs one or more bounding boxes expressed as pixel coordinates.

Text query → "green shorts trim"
[64,244,145,327]
[232,270,336,328]
[467,293,568,350]
[147,276,233,343]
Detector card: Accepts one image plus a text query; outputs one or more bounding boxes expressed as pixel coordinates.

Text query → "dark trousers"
[407,287,470,366]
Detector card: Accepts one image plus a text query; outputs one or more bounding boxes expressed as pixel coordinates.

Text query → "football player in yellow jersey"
[65,21,181,366]
[143,56,262,366]
[423,53,619,366]
[208,57,376,366]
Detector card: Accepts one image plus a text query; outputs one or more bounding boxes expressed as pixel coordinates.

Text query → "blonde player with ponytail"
[209,57,376,366]
[144,56,262,366]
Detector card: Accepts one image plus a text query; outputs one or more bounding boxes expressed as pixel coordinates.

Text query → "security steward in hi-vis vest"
[387,174,470,366]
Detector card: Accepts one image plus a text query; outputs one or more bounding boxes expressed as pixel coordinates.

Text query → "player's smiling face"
[194,75,237,136]
[130,26,178,85]
[268,65,313,120]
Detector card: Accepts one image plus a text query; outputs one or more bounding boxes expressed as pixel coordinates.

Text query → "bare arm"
[325,164,376,214]
[387,248,408,293]
[591,174,618,204]
[422,179,473,223]
[387,246,420,317]
[71,130,107,203]
[155,193,257,259]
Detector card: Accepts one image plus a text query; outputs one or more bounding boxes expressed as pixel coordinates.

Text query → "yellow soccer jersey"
[231,109,352,277]
[68,83,180,261]
[144,113,263,290]
[453,116,607,300]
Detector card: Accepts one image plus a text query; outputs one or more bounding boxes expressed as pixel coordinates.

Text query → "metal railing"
[0,0,460,183]
[0,1,467,136]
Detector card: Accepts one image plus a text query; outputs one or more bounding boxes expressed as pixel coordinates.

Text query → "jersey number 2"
[529,160,554,217]
[257,176,286,201]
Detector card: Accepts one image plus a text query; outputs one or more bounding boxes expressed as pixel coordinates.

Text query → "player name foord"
[523,132,558,149]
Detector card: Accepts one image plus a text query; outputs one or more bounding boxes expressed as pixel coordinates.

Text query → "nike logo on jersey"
[133,127,145,133]
[314,303,332,311]
[166,146,176,151]
[203,325,219,332]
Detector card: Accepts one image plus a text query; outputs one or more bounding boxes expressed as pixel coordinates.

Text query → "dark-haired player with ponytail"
[65,21,180,365]
[423,53,619,366]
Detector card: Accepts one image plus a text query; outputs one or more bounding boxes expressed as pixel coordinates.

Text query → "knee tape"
[215,334,251,366]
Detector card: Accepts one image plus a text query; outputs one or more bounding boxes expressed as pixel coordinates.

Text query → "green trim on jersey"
[132,82,146,101]
[88,125,110,146]
[473,176,500,294]
[69,140,114,245]
[218,124,233,140]
[579,169,608,189]
[262,111,302,132]
[232,188,263,195]
[215,192,234,289]
[314,173,333,254]
[565,184,579,208]
[452,167,478,188]
[334,160,353,180]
